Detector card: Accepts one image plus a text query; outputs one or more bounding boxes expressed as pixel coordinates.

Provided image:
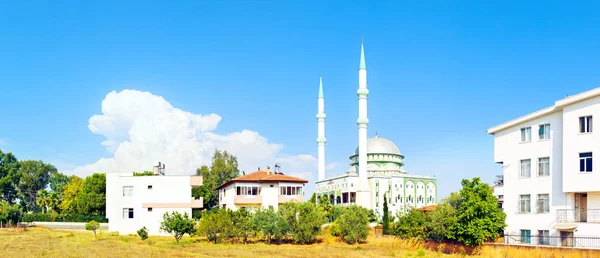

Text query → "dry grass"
[0,227,449,258]
[2,227,599,257]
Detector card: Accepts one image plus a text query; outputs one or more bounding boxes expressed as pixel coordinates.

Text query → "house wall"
[219,181,305,212]
[106,173,198,236]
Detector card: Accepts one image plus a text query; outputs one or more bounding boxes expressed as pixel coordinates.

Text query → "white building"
[492,175,504,211]
[488,87,600,247]
[314,41,437,219]
[106,166,203,235]
[217,166,308,212]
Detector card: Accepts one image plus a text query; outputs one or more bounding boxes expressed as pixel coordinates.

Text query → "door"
[560,231,574,247]
[575,193,588,222]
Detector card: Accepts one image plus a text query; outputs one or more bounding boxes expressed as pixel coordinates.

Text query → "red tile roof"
[417,205,437,212]
[217,171,308,189]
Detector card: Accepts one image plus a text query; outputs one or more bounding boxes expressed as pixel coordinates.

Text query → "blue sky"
[2,1,600,198]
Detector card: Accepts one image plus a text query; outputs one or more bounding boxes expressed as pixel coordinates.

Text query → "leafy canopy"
[160,211,196,242]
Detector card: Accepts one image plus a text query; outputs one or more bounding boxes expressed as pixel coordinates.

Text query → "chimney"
[265,165,271,174]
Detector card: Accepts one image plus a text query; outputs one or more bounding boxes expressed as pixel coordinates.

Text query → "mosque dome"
[354,135,402,156]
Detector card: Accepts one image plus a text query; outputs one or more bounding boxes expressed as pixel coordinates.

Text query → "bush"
[85,220,100,239]
[23,213,108,223]
[252,207,282,244]
[230,208,253,243]
[329,221,341,237]
[336,205,370,244]
[160,211,196,242]
[393,209,426,239]
[137,226,149,240]
[0,201,23,225]
[280,202,326,244]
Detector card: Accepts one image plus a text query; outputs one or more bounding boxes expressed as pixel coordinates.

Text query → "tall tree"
[0,150,21,204]
[49,172,70,197]
[194,150,240,209]
[36,190,51,213]
[17,160,56,212]
[449,177,506,247]
[382,194,390,235]
[75,173,106,215]
[59,176,83,213]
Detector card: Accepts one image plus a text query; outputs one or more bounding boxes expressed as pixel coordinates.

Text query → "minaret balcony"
[316,113,326,121]
[357,118,369,126]
[357,88,369,98]
[316,137,327,144]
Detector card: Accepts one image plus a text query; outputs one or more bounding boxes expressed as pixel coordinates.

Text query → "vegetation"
[85,220,100,239]
[382,194,390,235]
[193,150,240,209]
[23,212,107,223]
[160,211,196,242]
[334,205,370,244]
[279,202,327,244]
[391,177,506,247]
[0,201,23,225]
[133,171,155,176]
[196,208,232,244]
[137,226,149,240]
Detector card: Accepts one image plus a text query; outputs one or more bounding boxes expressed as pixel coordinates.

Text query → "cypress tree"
[382,193,390,235]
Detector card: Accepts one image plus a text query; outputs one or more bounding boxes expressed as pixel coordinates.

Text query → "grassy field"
[1,227,600,258]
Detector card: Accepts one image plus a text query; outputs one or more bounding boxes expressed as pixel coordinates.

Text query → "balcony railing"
[556,209,600,223]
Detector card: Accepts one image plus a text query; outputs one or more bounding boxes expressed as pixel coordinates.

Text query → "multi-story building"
[217,166,308,212]
[106,163,203,235]
[492,175,504,211]
[488,87,600,247]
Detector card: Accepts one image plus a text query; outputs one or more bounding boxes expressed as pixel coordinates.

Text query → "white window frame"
[579,116,593,133]
[538,157,550,176]
[521,127,532,142]
[122,208,134,219]
[537,194,549,213]
[519,194,531,214]
[538,230,550,245]
[538,124,550,140]
[520,159,531,178]
[122,186,133,197]
[580,152,593,173]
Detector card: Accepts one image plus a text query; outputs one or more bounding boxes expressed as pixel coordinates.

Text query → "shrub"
[137,226,148,240]
[336,205,370,244]
[22,213,108,223]
[329,221,341,237]
[393,209,426,239]
[280,202,326,244]
[230,208,253,243]
[160,211,196,242]
[252,207,281,244]
[0,201,23,225]
[85,220,100,239]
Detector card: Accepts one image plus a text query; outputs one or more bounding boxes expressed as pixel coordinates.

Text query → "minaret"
[356,39,371,209]
[316,76,326,181]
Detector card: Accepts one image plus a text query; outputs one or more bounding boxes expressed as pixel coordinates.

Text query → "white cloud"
[67,89,325,196]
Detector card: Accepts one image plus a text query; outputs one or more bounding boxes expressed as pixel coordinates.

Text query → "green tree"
[318,195,333,222]
[308,193,316,204]
[336,205,370,244]
[195,150,239,209]
[49,172,70,197]
[426,203,457,242]
[382,194,390,235]
[75,173,106,215]
[449,177,506,247]
[85,220,100,239]
[230,208,253,243]
[0,150,21,204]
[197,208,233,244]
[58,176,83,213]
[394,209,427,239]
[17,160,56,212]
[0,201,23,225]
[280,202,327,244]
[160,211,196,242]
[252,207,280,244]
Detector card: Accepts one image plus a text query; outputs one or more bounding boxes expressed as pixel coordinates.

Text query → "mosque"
[314,41,437,218]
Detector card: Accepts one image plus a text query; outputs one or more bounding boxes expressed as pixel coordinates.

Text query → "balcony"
[190,176,203,188]
[234,195,263,204]
[278,195,303,203]
[556,209,600,223]
[191,197,203,208]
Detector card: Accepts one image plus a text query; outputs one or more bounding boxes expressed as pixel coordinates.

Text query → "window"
[519,195,531,213]
[122,186,133,196]
[279,186,302,196]
[579,116,593,133]
[148,207,153,212]
[537,194,549,213]
[538,157,550,176]
[122,208,134,219]
[520,159,531,178]
[237,186,261,196]
[538,124,550,140]
[521,127,531,142]
[148,185,153,190]
[520,230,531,244]
[538,230,550,245]
[580,152,593,172]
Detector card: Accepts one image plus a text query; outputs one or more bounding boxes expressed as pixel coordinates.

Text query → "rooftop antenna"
[274,163,282,174]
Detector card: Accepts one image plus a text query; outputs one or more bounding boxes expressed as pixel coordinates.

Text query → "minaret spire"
[356,39,371,209]
[316,75,326,181]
